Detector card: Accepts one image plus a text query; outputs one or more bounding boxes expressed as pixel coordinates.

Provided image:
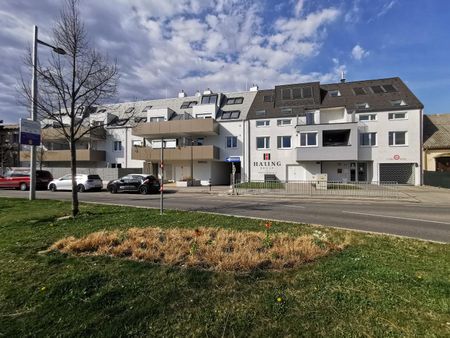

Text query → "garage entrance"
[379,163,415,184]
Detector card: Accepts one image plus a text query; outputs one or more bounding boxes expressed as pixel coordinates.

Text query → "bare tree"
[19,0,130,217]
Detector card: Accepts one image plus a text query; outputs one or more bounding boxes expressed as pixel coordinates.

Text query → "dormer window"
[328,90,341,97]
[353,87,367,95]
[180,101,197,109]
[263,95,273,102]
[124,107,135,114]
[141,106,152,112]
[281,108,292,114]
[96,109,107,114]
[225,97,244,105]
[201,94,218,105]
[134,116,147,123]
[356,102,370,109]
[382,84,397,93]
[390,100,407,107]
[302,87,312,98]
[221,111,240,119]
[255,110,267,116]
[371,85,384,94]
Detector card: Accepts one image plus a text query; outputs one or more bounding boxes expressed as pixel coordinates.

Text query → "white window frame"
[226,136,238,148]
[389,131,408,146]
[277,136,292,149]
[388,112,408,120]
[360,132,377,147]
[256,120,270,127]
[299,132,318,147]
[256,136,270,150]
[196,113,213,119]
[359,114,377,122]
[149,116,165,122]
[113,141,122,151]
[277,119,292,127]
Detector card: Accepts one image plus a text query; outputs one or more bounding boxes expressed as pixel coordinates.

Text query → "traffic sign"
[20,118,41,146]
[225,156,241,163]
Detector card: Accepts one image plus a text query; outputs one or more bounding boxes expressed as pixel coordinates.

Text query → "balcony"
[131,145,220,161]
[42,127,106,140]
[20,149,106,162]
[296,122,358,161]
[132,119,219,138]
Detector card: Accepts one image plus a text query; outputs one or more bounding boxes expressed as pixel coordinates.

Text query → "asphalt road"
[1,189,450,243]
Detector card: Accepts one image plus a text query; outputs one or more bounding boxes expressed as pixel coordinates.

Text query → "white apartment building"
[22,77,423,186]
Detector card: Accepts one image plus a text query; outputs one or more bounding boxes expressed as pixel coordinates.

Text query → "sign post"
[160,137,164,215]
[20,118,41,200]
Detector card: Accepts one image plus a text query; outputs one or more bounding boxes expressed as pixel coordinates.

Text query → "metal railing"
[234,180,401,199]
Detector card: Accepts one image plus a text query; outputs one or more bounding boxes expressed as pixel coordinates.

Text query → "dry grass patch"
[50,227,347,271]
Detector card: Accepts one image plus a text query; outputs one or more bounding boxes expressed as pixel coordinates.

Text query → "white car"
[48,174,103,192]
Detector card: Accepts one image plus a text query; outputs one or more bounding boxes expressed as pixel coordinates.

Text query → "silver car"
[48,174,103,192]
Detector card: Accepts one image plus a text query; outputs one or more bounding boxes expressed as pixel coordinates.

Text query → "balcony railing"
[132,118,219,138]
[131,145,220,161]
[20,149,106,162]
[42,126,106,140]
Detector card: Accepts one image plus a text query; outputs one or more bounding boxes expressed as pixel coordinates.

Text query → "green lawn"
[0,198,449,337]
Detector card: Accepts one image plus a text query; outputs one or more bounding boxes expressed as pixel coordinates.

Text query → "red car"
[0,169,53,191]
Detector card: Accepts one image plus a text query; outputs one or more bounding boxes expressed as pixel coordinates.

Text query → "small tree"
[20,0,127,217]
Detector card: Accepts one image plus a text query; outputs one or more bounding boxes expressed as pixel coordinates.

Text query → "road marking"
[283,205,306,209]
[342,211,450,226]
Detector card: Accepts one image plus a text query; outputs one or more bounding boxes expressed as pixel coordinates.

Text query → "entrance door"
[350,163,356,182]
[358,163,367,182]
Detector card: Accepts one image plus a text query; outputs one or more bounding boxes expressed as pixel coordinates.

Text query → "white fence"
[235,180,401,199]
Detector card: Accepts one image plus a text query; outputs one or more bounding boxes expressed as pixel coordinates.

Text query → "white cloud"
[351,44,369,60]
[378,0,396,17]
[294,0,304,17]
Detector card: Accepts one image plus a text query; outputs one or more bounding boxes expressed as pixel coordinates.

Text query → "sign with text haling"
[20,118,41,146]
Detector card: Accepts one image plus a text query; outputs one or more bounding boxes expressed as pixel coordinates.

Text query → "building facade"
[0,123,20,174]
[20,77,423,185]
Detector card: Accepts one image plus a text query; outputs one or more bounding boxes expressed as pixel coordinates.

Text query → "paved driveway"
[0,188,449,243]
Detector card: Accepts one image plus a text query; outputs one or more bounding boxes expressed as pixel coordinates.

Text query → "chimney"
[195,90,201,97]
[249,84,259,92]
[340,71,346,83]
[178,90,187,98]
[203,88,212,95]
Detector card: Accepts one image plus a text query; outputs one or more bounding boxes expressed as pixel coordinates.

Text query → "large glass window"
[256,137,270,149]
[226,136,237,148]
[201,95,218,104]
[389,131,407,146]
[360,132,377,146]
[277,136,291,149]
[300,132,317,147]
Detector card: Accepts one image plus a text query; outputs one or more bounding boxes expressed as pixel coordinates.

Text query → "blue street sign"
[20,118,41,146]
[225,156,241,162]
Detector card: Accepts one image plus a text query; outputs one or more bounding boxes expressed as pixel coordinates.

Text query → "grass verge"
[0,197,449,337]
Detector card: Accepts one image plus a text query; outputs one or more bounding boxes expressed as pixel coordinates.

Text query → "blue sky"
[0,0,449,123]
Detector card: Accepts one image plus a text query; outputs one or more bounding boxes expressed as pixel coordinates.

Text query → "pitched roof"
[423,114,450,149]
[247,77,423,120]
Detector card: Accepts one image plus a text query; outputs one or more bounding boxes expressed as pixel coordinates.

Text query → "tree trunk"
[70,139,79,217]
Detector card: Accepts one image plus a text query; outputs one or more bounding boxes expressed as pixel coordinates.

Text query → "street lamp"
[30,25,66,200]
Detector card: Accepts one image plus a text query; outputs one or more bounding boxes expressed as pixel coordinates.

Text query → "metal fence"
[234,180,401,199]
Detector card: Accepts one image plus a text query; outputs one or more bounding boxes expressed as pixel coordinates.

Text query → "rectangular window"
[141,105,152,112]
[255,110,266,116]
[382,84,397,93]
[256,136,270,149]
[277,136,291,149]
[292,88,302,99]
[371,85,384,94]
[196,137,204,146]
[300,132,317,147]
[222,111,240,119]
[225,97,244,105]
[256,120,270,127]
[263,95,273,102]
[113,141,122,151]
[329,90,341,97]
[306,112,315,125]
[196,113,212,119]
[388,112,407,120]
[281,108,292,115]
[282,88,291,100]
[277,119,292,126]
[390,100,407,107]
[226,136,237,148]
[302,87,312,98]
[353,87,367,95]
[201,95,218,104]
[360,132,377,146]
[359,114,376,121]
[150,116,165,122]
[389,131,407,146]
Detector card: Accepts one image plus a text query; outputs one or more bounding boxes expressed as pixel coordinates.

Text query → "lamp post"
[30,25,66,200]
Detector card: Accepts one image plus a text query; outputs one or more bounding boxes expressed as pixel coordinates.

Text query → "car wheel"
[50,184,57,192]
[77,184,86,192]
[20,183,28,191]
[108,185,117,194]
[139,186,148,195]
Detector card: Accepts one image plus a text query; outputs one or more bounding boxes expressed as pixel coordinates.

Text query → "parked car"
[0,169,53,191]
[48,174,103,192]
[107,174,160,194]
